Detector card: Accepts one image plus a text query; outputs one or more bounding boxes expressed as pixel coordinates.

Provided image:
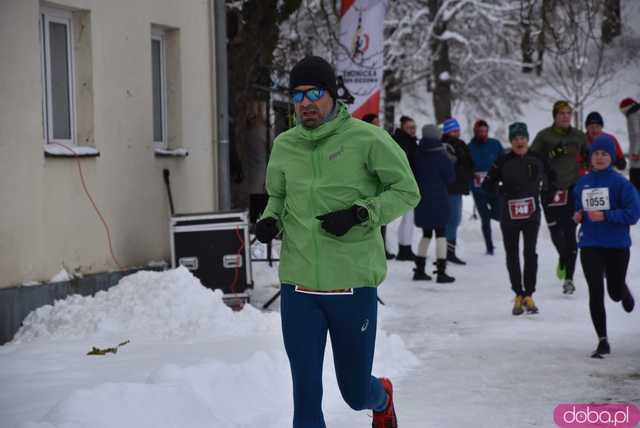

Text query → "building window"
[40,7,75,145]
[151,31,168,147]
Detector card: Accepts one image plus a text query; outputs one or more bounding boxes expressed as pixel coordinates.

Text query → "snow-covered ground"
[1,195,638,428]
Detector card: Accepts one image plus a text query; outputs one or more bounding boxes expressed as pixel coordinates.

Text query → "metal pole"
[213,0,231,210]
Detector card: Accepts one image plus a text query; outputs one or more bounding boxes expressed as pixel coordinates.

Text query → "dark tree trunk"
[602,0,621,44]
[520,1,535,73]
[383,69,401,132]
[226,0,301,208]
[429,0,452,123]
[521,25,534,73]
[536,0,555,76]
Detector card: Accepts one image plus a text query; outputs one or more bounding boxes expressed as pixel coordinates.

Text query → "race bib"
[473,172,487,188]
[508,197,536,220]
[581,187,610,212]
[548,190,568,207]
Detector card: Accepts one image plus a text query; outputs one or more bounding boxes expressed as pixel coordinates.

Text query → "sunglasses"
[290,87,326,103]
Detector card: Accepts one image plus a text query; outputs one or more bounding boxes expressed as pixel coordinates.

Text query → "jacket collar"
[293,102,350,143]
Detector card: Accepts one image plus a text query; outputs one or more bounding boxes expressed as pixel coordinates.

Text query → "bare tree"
[535,0,624,126]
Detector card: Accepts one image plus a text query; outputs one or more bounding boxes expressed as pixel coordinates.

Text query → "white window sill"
[154,147,189,158]
[44,145,100,158]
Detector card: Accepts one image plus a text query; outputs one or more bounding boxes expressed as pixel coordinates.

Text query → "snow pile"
[13,267,280,344]
[20,351,294,428]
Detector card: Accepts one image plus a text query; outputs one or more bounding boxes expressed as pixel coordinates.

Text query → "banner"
[336,0,387,119]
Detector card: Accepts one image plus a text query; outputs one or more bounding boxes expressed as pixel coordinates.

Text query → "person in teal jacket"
[255,56,419,428]
[574,134,640,358]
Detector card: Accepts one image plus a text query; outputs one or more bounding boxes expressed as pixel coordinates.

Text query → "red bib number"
[548,190,568,207]
[508,197,536,220]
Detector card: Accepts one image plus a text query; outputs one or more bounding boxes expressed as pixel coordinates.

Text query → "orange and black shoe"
[372,377,398,428]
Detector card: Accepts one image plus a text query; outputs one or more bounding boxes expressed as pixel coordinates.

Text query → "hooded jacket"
[261,102,420,290]
[413,136,455,229]
[530,125,587,190]
[575,167,640,248]
[482,151,554,225]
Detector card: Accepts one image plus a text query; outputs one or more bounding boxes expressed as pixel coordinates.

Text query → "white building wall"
[0,0,218,287]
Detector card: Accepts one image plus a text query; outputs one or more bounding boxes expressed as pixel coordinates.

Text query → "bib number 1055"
[582,187,610,212]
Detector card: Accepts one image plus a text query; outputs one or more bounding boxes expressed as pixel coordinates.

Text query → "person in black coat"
[362,113,395,260]
[412,125,456,283]
[441,118,475,265]
[392,116,419,261]
[482,122,556,316]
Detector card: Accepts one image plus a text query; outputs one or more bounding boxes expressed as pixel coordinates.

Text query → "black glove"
[316,206,367,237]
[255,217,278,243]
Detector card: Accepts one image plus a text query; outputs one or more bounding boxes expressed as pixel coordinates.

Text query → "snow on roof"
[13,267,280,344]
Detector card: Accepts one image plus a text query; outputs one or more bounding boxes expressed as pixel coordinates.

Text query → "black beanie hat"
[585,111,604,127]
[289,56,337,99]
[508,122,529,141]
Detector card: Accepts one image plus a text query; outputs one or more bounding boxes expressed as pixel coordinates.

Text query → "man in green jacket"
[256,56,419,428]
[530,100,587,294]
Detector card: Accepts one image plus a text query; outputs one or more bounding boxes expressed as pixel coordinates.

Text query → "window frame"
[151,29,168,148]
[40,6,76,146]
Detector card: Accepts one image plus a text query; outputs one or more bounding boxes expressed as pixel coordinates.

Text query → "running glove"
[255,217,278,243]
[316,205,367,237]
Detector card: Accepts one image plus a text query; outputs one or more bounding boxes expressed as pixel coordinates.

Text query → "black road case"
[170,210,252,303]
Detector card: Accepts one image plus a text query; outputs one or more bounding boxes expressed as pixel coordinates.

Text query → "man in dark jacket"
[363,113,395,260]
[483,122,555,315]
[530,100,587,294]
[412,124,456,283]
[468,119,504,255]
[392,116,419,260]
[442,117,475,265]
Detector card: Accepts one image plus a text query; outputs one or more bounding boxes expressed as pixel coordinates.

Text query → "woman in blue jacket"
[413,124,456,283]
[574,134,640,358]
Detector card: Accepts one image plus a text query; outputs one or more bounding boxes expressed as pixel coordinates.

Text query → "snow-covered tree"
[275,0,536,126]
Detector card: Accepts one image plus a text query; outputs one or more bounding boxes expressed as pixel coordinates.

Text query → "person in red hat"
[620,97,640,191]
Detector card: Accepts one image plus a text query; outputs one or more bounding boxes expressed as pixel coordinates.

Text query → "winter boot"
[372,378,398,428]
[622,285,635,313]
[512,295,524,316]
[396,245,415,261]
[562,279,575,295]
[446,240,467,265]
[522,295,539,314]
[591,337,610,358]
[413,256,432,281]
[435,259,455,283]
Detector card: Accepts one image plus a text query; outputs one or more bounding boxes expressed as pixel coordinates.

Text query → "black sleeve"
[531,151,557,197]
[482,156,504,193]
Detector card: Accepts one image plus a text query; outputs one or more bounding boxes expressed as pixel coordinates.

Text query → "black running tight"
[580,247,630,339]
